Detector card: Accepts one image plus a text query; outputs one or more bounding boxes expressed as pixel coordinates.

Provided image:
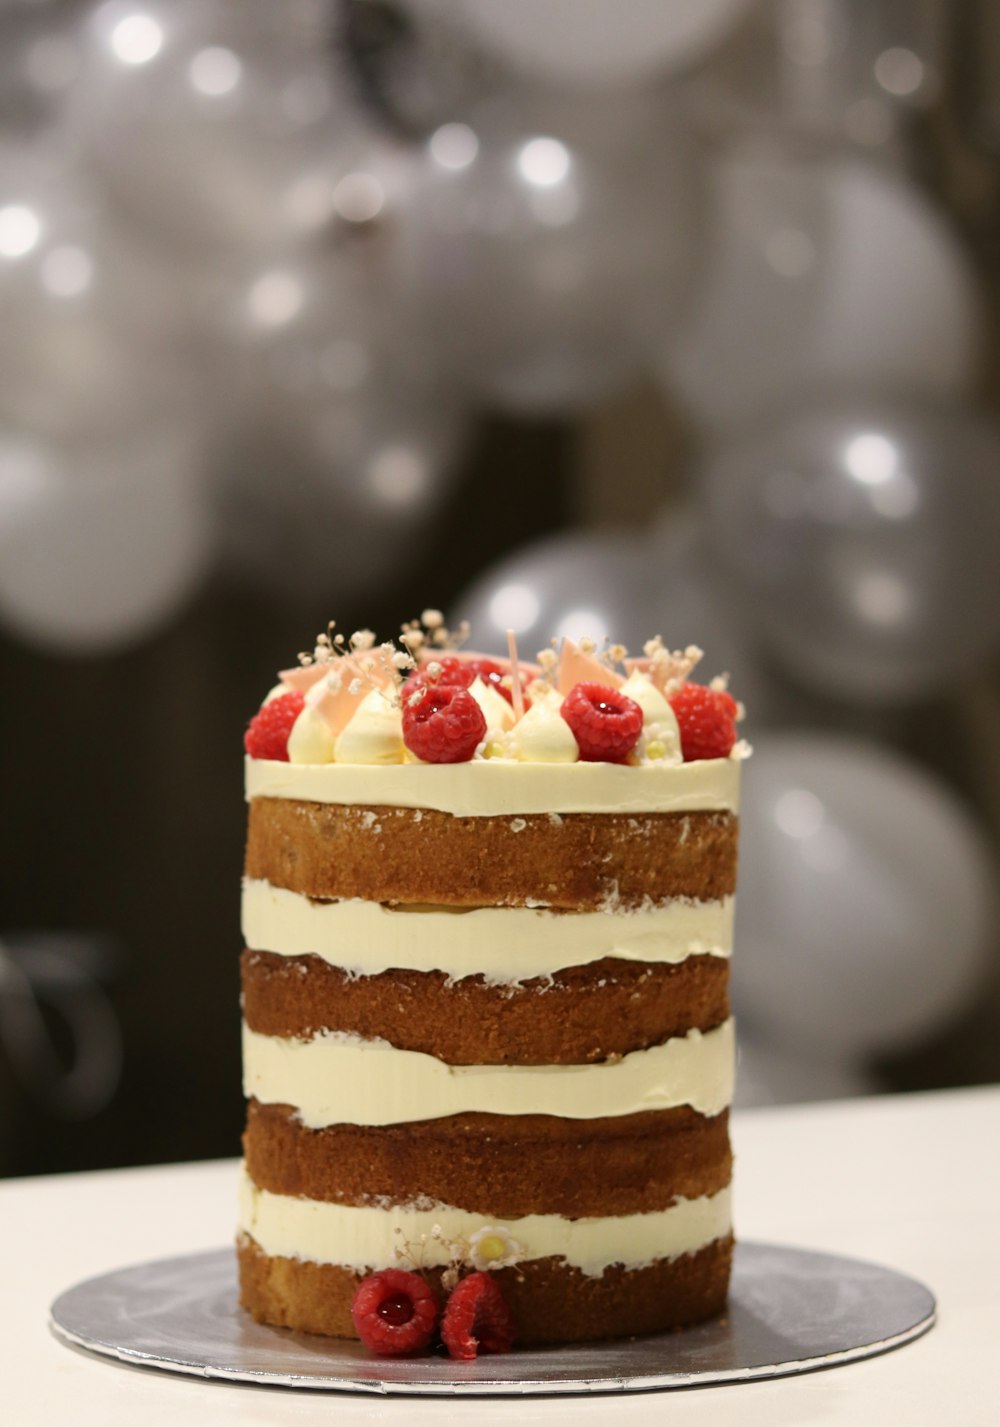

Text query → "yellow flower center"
[476,1234,507,1263]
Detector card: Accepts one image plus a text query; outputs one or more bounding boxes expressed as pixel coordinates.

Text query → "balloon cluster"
[434,0,999,1098]
[0,1,997,1093]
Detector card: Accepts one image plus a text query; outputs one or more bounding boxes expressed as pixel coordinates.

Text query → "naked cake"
[237,615,748,1348]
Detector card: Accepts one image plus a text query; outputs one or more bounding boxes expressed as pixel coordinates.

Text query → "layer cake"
[238,621,746,1347]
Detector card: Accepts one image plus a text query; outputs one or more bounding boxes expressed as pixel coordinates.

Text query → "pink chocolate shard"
[279,664,328,693]
[281,650,395,737]
[557,638,623,696]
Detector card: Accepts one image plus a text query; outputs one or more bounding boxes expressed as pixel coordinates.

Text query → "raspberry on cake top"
[244,613,749,810]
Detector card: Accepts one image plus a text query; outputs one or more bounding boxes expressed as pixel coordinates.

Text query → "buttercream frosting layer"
[242,1018,735,1127]
[237,1169,732,1278]
[242,879,734,982]
[245,754,740,817]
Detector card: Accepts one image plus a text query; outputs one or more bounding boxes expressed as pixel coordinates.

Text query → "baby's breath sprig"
[401,611,471,657]
[391,1222,525,1283]
[294,620,421,708]
[643,637,704,694]
[297,621,343,667]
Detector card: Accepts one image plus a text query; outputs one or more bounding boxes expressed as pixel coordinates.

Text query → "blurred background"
[1,0,999,1178]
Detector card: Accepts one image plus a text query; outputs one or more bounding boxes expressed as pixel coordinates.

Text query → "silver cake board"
[49,1241,935,1397]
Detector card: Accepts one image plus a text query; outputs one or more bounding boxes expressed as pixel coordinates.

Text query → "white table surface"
[4,1085,998,1426]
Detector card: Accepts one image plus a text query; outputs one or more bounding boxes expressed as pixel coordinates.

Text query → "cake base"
[236,1233,733,1346]
[51,1241,937,1394]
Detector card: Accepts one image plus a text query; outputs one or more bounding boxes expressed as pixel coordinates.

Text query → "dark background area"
[0,418,573,1176]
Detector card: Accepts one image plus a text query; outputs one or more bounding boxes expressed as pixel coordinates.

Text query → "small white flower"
[467,1225,525,1271]
[422,608,444,629]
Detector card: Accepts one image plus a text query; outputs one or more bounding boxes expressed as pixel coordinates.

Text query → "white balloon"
[409,0,753,87]
[452,529,665,657]
[0,139,197,440]
[209,248,468,601]
[698,401,1000,703]
[732,734,994,1058]
[648,509,774,721]
[734,1038,882,1109]
[0,0,85,131]
[71,0,372,259]
[0,425,212,653]
[395,89,702,413]
[661,145,980,430]
[686,0,946,149]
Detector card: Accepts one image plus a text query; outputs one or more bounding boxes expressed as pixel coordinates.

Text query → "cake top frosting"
[244,611,750,772]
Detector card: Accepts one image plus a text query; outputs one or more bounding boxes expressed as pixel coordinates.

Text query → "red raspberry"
[560,682,643,764]
[465,657,532,710]
[402,684,486,763]
[351,1269,439,1356]
[404,657,471,704]
[428,656,475,688]
[243,690,305,761]
[409,656,531,710]
[668,683,738,761]
[441,1272,516,1360]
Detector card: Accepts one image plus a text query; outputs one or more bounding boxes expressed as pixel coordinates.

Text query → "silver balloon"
[0,0,86,132]
[648,508,774,718]
[659,145,980,432]
[210,246,469,601]
[699,401,1000,703]
[0,138,198,440]
[408,0,753,88]
[451,529,667,658]
[732,733,993,1058]
[393,87,703,414]
[687,0,947,151]
[0,424,212,653]
[70,0,372,260]
[735,1037,883,1108]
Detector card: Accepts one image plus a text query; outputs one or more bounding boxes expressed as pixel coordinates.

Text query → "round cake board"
[49,1241,935,1397]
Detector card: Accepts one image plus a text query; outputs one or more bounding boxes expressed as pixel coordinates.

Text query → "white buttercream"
[242,1018,734,1128]
[620,671,672,724]
[287,706,335,765]
[334,689,404,766]
[509,691,579,764]
[245,753,740,815]
[468,676,515,737]
[237,1171,732,1278]
[242,880,734,982]
[621,671,683,764]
